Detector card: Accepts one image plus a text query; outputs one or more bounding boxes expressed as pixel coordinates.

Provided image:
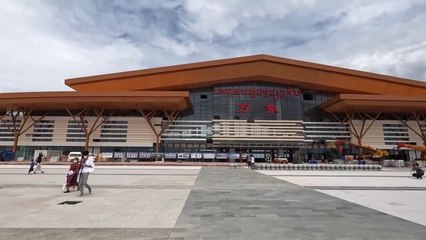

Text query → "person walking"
[33,153,45,174]
[250,155,255,170]
[79,150,94,196]
[246,154,251,169]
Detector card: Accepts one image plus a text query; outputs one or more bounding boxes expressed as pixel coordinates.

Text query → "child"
[28,158,35,174]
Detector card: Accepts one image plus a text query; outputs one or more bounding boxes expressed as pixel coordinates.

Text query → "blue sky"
[1,0,425,92]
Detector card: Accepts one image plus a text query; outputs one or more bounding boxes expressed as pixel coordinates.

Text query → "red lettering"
[273,89,281,100]
[214,87,300,98]
[293,89,301,96]
[264,103,279,114]
[236,103,251,113]
[248,88,256,98]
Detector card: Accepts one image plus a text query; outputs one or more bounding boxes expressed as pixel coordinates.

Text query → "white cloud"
[151,37,197,57]
[0,0,425,92]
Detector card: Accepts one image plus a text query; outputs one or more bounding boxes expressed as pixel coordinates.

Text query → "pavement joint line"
[308,186,426,191]
[0,184,192,189]
[269,174,413,178]
[0,173,198,176]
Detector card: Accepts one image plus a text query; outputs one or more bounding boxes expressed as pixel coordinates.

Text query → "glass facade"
[181,81,336,121]
[162,81,341,162]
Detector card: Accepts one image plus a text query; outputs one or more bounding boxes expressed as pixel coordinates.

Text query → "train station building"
[0,55,425,162]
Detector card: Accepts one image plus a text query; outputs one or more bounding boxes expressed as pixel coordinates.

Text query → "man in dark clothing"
[246,154,251,169]
[412,163,424,179]
[33,153,45,174]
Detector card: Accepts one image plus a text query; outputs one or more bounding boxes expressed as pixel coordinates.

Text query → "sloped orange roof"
[65,54,426,96]
[0,91,190,111]
[320,94,426,113]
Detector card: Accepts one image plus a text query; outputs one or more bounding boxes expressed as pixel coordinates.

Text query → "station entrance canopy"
[320,94,426,113]
[0,91,190,112]
[320,94,426,158]
[0,91,190,153]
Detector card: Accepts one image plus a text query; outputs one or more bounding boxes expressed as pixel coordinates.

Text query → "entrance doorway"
[234,148,299,163]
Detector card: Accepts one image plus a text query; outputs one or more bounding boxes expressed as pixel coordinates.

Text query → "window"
[32,119,54,142]
[303,93,314,101]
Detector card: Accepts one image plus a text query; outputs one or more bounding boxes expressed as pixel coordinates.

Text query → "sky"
[1,0,426,92]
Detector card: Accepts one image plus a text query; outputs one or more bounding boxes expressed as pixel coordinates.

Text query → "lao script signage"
[214,87,301,100]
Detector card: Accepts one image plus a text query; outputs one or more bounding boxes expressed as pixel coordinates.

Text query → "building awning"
[0,91,191,111]
[320,94,426,113]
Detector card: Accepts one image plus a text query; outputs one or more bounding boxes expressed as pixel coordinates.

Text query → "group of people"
[246,155,255,170]
[28,150,95,196]
[28,153,45,174]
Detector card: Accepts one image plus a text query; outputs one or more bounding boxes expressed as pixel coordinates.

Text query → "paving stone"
[2,166,426,239]
[170,167,426,239]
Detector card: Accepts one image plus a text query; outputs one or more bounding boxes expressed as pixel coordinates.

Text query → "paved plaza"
[0,165,425,239]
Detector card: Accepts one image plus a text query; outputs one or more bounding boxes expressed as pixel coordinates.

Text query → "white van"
[67,152,82,161]
[67,152,96,161]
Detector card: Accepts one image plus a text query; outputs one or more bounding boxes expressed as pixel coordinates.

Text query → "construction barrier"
[254,163,382,171]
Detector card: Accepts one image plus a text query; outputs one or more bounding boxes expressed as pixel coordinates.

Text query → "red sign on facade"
[236,103,251,113]
[235,103,280,114]
[264,103,278,114]
[214,87,301,100]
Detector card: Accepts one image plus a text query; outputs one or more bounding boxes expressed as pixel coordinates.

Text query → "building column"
[65,108,114,151]
[332,112,381,158]
[138,108,180,154]
[0,108,49,155]
[395,112,426,159]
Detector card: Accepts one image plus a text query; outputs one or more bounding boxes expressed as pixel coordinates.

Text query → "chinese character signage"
[236,103,251,113]
[264,103,278,114]
[236,103,279,114]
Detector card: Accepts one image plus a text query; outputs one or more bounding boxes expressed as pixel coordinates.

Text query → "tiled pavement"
[1,166,426,239]
[169,167,426,239]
